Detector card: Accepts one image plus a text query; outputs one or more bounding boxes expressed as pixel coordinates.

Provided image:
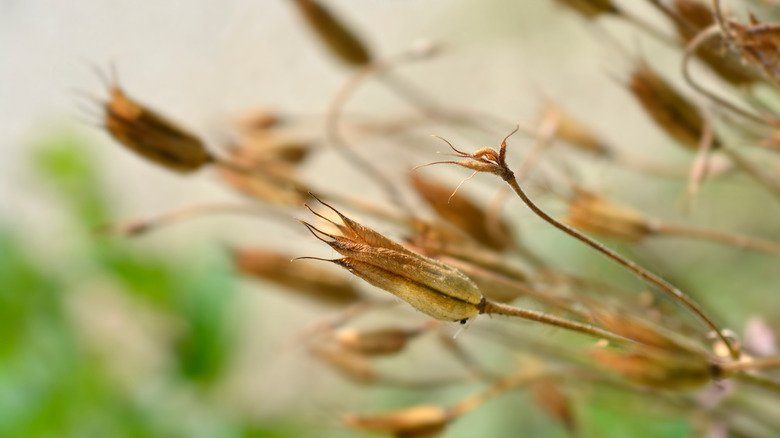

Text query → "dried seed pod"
[302,200,483,322]
[290,0,372,66]
[541,104,612,156]
[234,248,361,305]
[672,0,760,85]
[563,189,652,242]
[726,14,780,87]
[334,326,419,356]
[312,345,376,383]
[554,0,617,18]
[218,149,310,206]
[629,62,714,150]
[590,346,713,389]
[343,404,448,438]
[103,81,213,172]
[409,173,512,250]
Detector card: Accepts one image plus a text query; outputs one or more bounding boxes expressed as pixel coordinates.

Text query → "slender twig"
[653,222,780,257]
[477,299,633,346]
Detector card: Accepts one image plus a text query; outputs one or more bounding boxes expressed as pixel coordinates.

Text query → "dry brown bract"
[724,14,780,88]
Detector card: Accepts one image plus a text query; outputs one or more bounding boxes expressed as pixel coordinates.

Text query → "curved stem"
[478,299,633,346]
[502,174,739,359]
[682,24,772,127]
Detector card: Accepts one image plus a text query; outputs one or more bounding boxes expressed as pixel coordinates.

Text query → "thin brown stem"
[478,299,633,346]
[502,175,739,359]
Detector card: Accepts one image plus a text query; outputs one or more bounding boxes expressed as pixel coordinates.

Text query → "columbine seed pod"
[302,200,483,322]
[290,0,372,66]
[563,189,652,242]
[218,149,310,206]
[103,81,213,173]
[409,173,512,251]
[672,0,759,86]
[334,326,421,356]
[725,14,780,88]
[540,104,611,156]
[629,62,713,150]
[590,346,713,389]
[233,248,361,305]
[343,404,449,438]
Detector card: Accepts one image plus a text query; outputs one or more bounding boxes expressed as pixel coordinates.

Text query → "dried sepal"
[301,199,483,322]
[409,173,512,250]
[421,126,518,182]
[233,248,361,305]
[563,188,652,242]
[343,404,449,438]
[290,0,372,66]
[629,61,713,150]
[102,77,213,172]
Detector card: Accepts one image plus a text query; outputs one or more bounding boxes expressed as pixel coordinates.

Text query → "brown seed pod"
[563,189,652,242]
[301,199,483,322]
[290,0,372,66]
[218,148,311,206]
[409,173,513,251]
[725,14,780,88]
[234,248,361,305]
[540,104,612,156]
[628,62,714,150]
[590,346,713,389]
[333,326,421,356]
[553,0,617,18]
[343,404,449,438]
[311,345,376,383]
[102,79,213,173]
[672,0,760,85]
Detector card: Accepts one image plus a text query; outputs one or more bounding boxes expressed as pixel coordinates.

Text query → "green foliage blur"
[0,133,299,438]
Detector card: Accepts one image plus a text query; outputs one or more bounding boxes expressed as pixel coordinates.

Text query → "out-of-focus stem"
[654,222,780,256]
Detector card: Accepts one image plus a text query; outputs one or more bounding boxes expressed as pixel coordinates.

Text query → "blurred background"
[3,1,780,437]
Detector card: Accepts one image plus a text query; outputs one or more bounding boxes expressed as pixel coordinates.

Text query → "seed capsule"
[103,81,213,173]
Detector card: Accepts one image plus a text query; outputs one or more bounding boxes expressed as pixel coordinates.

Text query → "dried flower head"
[724,13,780,87]
[409,173,512,250]
[629,62,712,150]
[102,79,213,173]
[300,199,483,322]
[672,0,759,85]
[563,188,652,242]
[291,0,372,66]
[233,248,361,305]
[343,404,449,438]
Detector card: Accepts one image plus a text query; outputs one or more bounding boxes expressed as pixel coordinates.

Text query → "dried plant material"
[629,62,713,150]
[563,189,652,242]
[291,0,372,66]
[312,345,376,383]
[218,149,310,206]
[234,108,282,132]
[590,346,713,389]
[233,248,361,305]
[334,325,426,356]
[541,104,611,156]
[409,173,512,250]
[596,311,701,353]
[672,0,760,85]
[554,0,617,18]
[724,14,780,88]
[531,381,575,434]
[301,199,483,322]
[102,80,213,173]
[343,404,448,438]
